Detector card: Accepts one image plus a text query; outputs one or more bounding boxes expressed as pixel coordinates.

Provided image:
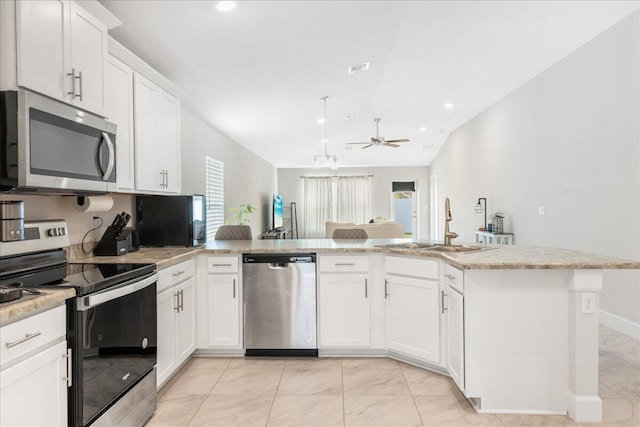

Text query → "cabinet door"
[16,0,70,101]
[319,273,371,347]
[69,1,107,114]
[157,286,177,387]
[0,340,68,426]
[175,278,196,364]
[208,274,241,347]
[157,90,181,193]
[105,55,135,191]
[446,286,465,391]
[386,275,440,364]
[133,73,162,192]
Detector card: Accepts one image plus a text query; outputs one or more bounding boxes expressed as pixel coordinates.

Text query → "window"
[206,156,224,241]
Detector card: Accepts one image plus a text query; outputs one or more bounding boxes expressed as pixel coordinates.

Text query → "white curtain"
[337,176,370,224]
[303,176,333,238]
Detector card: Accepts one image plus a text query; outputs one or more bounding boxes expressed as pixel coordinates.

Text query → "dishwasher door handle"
[267,262,290,269]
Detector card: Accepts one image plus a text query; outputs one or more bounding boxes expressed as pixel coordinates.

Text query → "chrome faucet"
[444,197,458,246]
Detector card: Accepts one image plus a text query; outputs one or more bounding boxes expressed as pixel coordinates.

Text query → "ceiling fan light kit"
[312,96,338,169]
[347,117,410,149]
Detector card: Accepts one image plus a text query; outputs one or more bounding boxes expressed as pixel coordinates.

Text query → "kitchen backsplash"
[0,193,134,247]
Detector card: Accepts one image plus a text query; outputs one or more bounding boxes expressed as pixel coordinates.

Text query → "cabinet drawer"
[207,256,239,274]
[444,263,464,293]
[1,305,66,367]
[319,255,370,273]
[158,259,195,293]
[385,256,438,279]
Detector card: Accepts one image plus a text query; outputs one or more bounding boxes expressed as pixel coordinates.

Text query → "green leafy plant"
[227,204,255,225]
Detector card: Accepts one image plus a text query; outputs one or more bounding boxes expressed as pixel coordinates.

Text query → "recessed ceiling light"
[216,1,236,12]
[444,103,455,110]
[348,61,370,74]
[345,113,360,120]
[419,127,427,132]
[317,118,326,124]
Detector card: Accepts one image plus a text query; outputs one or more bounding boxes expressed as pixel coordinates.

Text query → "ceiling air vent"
[348,61,370,74]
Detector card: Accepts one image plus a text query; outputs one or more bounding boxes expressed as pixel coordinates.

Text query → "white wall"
[180,108,278,238]
[430,12,640,325]
[278,166,430,238]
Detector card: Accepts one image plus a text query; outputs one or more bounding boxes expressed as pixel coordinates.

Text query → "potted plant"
[227,203,255,225]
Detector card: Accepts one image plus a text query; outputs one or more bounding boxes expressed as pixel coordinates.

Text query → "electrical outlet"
[581,293,596,314]
[538,206,546,216]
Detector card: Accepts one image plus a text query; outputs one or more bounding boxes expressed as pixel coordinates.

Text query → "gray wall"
[278,166,430,238]
[430,12,640,325]
[181,108,278,238]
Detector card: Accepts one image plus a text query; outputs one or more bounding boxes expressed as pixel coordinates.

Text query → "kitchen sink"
[378,242,490,253]
[377,242,438,250]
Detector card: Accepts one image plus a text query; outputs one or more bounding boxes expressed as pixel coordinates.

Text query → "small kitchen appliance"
[0,200,24,241]
[135,195,206,247]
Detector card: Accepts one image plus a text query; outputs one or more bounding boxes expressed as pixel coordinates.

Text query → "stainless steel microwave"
[0,90,117,194]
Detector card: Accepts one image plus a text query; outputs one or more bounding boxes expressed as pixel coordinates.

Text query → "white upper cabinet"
[15,0,113,115]
[104,54,135,191]
[134,72,181,194]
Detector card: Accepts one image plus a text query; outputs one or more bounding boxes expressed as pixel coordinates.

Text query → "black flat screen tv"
[273,194,283,230]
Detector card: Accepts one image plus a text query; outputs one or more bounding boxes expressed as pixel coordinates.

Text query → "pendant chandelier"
[313,96,338,169]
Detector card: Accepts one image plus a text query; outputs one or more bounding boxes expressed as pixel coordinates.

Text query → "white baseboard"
[599,309,640,340]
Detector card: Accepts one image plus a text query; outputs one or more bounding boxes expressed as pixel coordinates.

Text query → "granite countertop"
[74,239,640,271]
[0,288,75,326]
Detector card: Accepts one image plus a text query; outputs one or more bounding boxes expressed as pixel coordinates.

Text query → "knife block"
[93,226,130,256]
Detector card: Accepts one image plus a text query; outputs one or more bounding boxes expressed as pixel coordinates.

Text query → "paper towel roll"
[75,196,114,213]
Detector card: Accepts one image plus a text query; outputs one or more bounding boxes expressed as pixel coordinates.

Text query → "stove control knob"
[47,228,58,236]
[57,227,67,236]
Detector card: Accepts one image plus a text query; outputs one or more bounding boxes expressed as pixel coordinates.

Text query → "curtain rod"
[299,174,374,178]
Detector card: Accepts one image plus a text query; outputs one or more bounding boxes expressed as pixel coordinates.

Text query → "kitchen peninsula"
[72,239,640,422]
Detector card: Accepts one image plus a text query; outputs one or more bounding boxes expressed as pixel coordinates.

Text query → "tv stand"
[260,229,287,239]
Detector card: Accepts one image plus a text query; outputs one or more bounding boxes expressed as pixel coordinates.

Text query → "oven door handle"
[82,272,158,309]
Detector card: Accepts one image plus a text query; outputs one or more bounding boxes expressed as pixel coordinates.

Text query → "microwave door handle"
[101,132,115,181]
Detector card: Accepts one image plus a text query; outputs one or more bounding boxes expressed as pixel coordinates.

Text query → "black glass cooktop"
[48,263,156,297]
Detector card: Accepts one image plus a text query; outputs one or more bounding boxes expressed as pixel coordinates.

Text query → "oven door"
[19,90,117,193]
[73,272,157,427]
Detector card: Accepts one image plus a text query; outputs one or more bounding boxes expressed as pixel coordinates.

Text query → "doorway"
[391,181,417,238]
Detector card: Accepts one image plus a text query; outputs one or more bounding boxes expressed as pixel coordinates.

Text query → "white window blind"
[205,156,224,241]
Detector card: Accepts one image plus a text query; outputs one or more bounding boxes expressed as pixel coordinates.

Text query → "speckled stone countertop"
[73,239,640,271]
[0,288,75,326]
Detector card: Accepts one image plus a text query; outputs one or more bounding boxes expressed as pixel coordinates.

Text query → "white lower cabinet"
[0,305,69,427]
[156,260,196,387]
[197,256,242,349]
[385,256,440,364]
[443,263,465,391]
[318,255,372,349]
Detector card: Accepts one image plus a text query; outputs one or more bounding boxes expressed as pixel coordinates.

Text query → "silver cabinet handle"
[77,70,83,101]
[173,270,185,277]
[179,289,184,311]
[67,68,76,97]
[232,278,236,299]
[211,263,232,267]
[5,331,41,348]
[441,290,448,313]
[174,291,180,312]
[165,170,169,188]
[384,279,389,299]
[335,263,355,266]
[63,348,73,387]
[364,278,368,299]
[102,132,115,181]
[445,274,456,281]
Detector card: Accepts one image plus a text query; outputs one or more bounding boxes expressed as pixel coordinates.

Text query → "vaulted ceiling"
[100,0,639,168]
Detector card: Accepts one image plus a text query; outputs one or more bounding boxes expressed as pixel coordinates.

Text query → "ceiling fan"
[347,118,410,149]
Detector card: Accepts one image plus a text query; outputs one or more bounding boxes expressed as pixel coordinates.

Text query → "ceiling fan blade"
[385,139,410,143]
[346,142,372,145]
[361,144,374,149]
[384,143,401,148]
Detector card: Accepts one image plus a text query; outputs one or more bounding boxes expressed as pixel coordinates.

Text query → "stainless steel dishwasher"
[243,253,317,357]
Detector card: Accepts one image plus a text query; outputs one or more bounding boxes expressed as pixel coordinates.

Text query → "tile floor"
[147,325,639,426]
